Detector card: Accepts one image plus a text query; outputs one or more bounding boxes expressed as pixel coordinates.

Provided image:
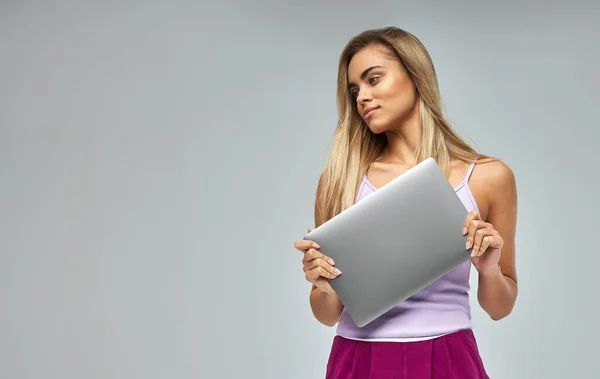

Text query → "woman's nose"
[356,89,372,103]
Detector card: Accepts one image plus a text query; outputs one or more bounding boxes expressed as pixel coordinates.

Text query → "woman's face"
[347,44,419,134]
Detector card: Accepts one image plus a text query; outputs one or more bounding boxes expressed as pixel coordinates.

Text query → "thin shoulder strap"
[464,159,478,183]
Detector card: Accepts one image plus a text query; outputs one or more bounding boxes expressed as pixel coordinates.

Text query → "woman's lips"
[364,107,379,119]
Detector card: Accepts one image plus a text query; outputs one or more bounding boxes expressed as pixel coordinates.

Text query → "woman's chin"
[366,122,388,135]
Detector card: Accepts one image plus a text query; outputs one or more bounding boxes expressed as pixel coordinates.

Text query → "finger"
[306,266,337,282]
[304,256,341,277]
[471,228,496,257]
[476,234,503,257]
[463,210,480,235]
[294,239,320,253]
[477,236,491,257]
[312,277,335,294]
[303,248,335,266]
[316,279,334,294]
[304,260,341,278]
[466,220,491,250]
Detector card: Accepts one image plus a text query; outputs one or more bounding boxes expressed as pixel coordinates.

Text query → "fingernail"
[462,227,467,235]
[328,258,335,265]
[334,268,341,275]
[312,243,320,249]
[471,250,476,257]
[466,241,472,249]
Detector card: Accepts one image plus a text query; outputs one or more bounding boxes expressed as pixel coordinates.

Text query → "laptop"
[303,157,472,328]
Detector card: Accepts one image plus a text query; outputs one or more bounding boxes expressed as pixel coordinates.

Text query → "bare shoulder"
[462,158,517,222]
[472,157,516,191]
[467,157,517,221]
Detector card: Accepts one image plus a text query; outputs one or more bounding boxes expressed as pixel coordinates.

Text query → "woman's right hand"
[294,229,341,295]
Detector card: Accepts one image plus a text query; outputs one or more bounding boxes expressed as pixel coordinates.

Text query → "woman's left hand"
[463,210,504,276]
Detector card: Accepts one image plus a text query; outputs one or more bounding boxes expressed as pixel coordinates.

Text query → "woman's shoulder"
[469,157,517,215]
[472,157,516,188]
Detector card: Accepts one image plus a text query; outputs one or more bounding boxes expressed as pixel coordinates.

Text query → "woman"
[293,27,518,378]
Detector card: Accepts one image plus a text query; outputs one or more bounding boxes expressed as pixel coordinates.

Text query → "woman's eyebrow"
[348,65,384,89]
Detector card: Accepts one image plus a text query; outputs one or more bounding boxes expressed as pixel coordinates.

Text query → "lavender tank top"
[336,160,480,340]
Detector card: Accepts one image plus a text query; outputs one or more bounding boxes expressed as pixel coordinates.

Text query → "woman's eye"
[369,76,379,84]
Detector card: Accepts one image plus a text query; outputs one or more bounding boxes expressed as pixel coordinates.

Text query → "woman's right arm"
[309,284,343,327]
[307,171,343,327]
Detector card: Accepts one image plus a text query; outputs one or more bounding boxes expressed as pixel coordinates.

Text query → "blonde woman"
[294,27,518,378]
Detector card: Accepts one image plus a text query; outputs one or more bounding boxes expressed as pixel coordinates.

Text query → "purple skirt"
[326,329,489,379]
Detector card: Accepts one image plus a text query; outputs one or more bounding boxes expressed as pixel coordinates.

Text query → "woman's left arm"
[465,161,519,321]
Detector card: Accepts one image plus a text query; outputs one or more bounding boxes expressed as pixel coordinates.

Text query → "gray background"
[1,1,598,378]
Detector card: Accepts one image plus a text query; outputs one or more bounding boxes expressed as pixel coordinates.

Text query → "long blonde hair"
[315,26,488,227]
